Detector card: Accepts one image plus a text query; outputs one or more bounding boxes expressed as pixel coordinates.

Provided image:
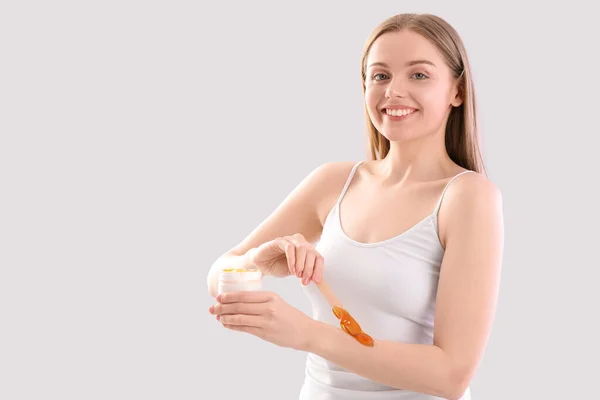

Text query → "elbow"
[442,365,472,400]
[207,267,218,298]
[445,387,469,400]
[207,284,217,298]
[206,251,238,298]
[207,273,218,298]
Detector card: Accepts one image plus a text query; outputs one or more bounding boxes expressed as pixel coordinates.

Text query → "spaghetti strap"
[433,170,474,216]
[334,161,364,206]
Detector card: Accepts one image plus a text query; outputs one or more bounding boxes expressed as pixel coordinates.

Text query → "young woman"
[207,13,503,400]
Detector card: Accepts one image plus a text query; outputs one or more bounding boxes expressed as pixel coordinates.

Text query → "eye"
[372,73,389,81]
[411,72,429,80]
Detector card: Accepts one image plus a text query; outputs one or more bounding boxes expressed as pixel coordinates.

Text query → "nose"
[385,77,406,98]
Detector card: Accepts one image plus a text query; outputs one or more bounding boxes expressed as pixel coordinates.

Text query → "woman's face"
[364,29,463,143]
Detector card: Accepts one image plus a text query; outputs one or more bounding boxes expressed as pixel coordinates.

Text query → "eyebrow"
[368,60,436,69]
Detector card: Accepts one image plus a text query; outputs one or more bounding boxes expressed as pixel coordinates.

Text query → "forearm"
[306,321,468,400]
[206,249,258,297]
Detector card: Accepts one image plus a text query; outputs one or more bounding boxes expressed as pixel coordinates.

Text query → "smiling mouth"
[383,108,418,117]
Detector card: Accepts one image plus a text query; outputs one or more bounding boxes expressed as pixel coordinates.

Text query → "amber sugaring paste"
[332,305,374,347]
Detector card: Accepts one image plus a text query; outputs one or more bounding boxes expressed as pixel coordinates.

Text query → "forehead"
[366,30,443,67]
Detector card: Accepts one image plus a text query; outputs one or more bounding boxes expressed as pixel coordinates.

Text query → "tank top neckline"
[324,160,474,248]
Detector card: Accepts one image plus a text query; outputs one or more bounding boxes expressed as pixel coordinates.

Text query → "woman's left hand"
[209,290,317,351]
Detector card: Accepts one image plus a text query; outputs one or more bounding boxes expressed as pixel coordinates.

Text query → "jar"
[217,268,262,295]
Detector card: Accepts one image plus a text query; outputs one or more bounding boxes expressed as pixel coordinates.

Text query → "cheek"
[418,90,450,118]
[424,81,455,107]
[364,88,383,121]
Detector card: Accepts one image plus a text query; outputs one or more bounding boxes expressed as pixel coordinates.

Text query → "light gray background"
[1,1,599,399]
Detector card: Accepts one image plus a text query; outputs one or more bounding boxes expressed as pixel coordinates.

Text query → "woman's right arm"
[206,161,355,297]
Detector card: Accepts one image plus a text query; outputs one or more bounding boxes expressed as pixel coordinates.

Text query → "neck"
[375,130,456,184]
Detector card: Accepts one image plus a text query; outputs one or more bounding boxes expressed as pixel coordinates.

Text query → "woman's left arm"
[306,176,504,400]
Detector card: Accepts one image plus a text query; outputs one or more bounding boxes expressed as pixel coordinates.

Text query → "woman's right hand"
[248,233,324,285]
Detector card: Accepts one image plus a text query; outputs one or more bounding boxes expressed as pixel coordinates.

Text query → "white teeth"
[385,108,415,117]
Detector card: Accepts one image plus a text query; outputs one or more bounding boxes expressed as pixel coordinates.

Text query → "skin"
[207,29,504,400]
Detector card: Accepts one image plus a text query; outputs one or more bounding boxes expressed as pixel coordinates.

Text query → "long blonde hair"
[361,13,486,175]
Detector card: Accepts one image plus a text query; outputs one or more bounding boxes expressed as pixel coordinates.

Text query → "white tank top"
[299,161,473,400]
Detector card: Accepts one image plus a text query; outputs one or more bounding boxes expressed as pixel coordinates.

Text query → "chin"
[380,129,426,143]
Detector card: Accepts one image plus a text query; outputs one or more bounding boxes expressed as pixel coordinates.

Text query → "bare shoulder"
[438,171,503,246]
[279,160,358,200]
[308,161,361,224]
[447,172,502,207]
[308,160,359,183]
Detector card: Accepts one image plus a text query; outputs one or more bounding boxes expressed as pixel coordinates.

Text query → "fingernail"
[208,305,214,314]
[216,294,222,302]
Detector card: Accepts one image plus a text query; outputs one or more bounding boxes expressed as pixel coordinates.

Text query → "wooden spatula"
[315,278,343,308]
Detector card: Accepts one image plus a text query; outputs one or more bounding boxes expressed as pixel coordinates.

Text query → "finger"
[211,301,267,316]
[217,290,275,304]
[292,233,306,242]
[312,253,324,283]
[220,314,264,327]
[276,237,296,274]
[290,239,307,278]
[301,252,315,286]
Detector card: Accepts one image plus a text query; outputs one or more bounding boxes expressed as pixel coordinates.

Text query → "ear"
[451,93,463,107]
[450,83,463,107]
